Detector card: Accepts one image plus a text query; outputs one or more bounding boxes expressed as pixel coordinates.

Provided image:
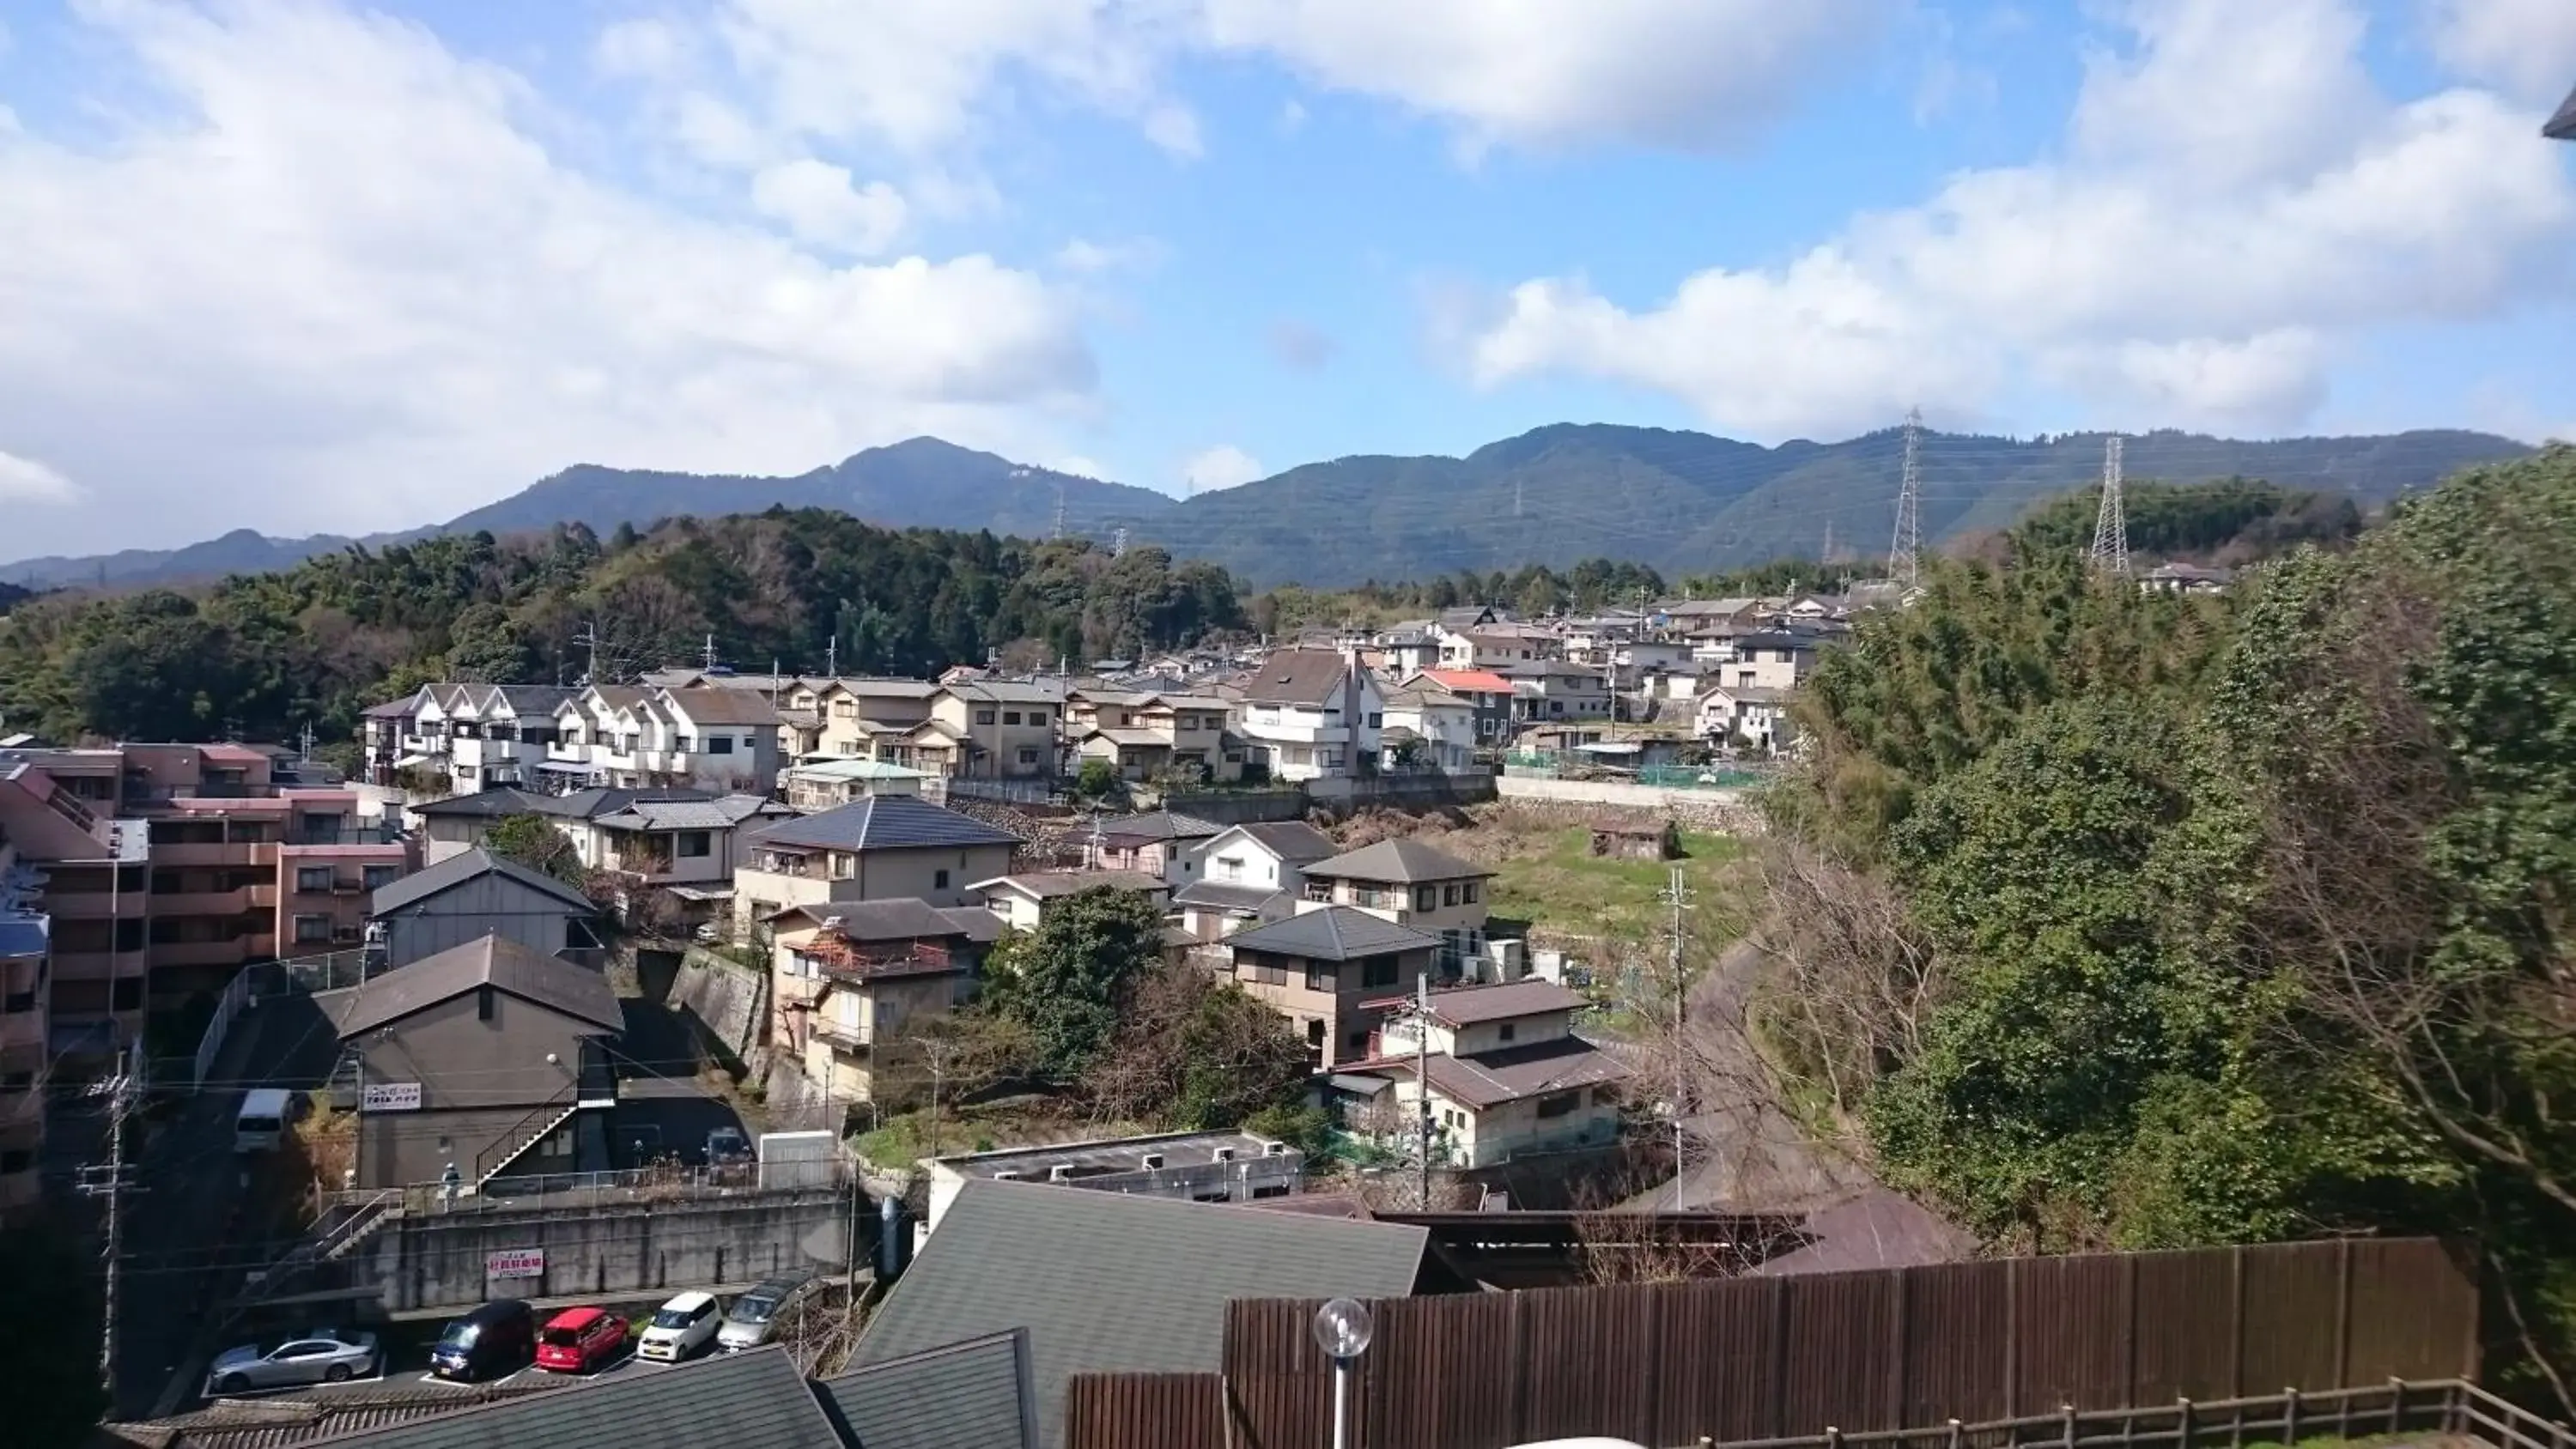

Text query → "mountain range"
[3,426,2533,592]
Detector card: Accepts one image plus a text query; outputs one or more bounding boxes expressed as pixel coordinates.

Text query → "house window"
[363,864,399,891]
[1367,712,1382,728]
[933,869,951,891]
[1018,748,1040,766]
[677,832,713,858]
[1737,671,1756,688]
[1443,884,1459,906]
[1461,882,1479,905]
[975,710,996,725]
[1306,1020,1326,1047]
[1413,886,1437,912]
[1360,955,1398,988]
[1535,1091,1579,1119]
[1306,963,1335,992]
[1215,856,1243,882]
[708,736,735,755]
[296,866,332,894]
[1499,1022,1516,1042]
[477,985,495,1022]
[1178,717,1196,731]
[293,914,331,943]
[1003,711,1021,725]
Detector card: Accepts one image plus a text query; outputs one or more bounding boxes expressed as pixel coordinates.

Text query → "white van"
[234,1088,295,1153]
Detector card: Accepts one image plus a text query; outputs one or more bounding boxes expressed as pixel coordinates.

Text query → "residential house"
[1370,621,1443,678]
[1170,821,1334,945]
[1406,669,1516,745]
[2141,562,2236,596]
[583,792,792,889]
[781,757,932,810]
[1081,810,1223,882]
[1218,906,1442,1067]
[768,900,996,1106]
[732,796,1023,937]
[1700,628,1822,691]
[0,839,48,1222]
[1503,659,1614,723]
[357,694,422,787]
[1380,685,1477,772]
[1300,837,1498,975]
[967,870,1170,933]
[540,684,781,795]
[809,679,939,759]
[1234,650,1381,783]
[885,681,1065,779]
[653,688,785,793]
[1698,684,1800,752]
[331,933,623,1190]
[853,1178,1429,1449]
[1437,620,1561,670]
[368,847,604,969]
[921,1129,1303,1232]
[373,684,574,797]
[1338,979,1626,1168]
[1063,690,1240,784]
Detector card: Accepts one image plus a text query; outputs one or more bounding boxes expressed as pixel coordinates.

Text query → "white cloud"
[1181,444,1264,494]
[1467,0,2576,439]
[1277,97,1308,133]
[750,158,908,254]
[2423,0,2576,106]
[0,0,1095,557]
[1195,0,1894,151]
[1048,454,1111,480]
[1266,318,1336,370]
[0,450,80,503]
[593,17,686,81]
[1053,236,1167,275]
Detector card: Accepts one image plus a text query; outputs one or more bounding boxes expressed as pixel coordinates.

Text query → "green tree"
[1084,959,1315,1130]
[483,813,585,885]
[982,888,1167,1079]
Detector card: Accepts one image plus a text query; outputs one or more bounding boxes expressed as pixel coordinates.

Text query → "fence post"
[2282,1387,2300,1446]
[2063,1403,2077,1449]
[2385,1379,2403,1435]
[2178,1397,2194,1449]
[1947,1419,1963,1449]
[1826,1426,1842,1449]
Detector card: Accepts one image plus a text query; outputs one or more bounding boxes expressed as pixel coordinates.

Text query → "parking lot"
[202,1319,696,1407]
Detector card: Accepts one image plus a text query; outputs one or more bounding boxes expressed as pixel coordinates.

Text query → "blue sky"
[0,0,2570,556]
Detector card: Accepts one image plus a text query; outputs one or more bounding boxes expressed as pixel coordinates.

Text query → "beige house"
[811,679,939,760]
[782,758,931,811]
[966,870,1170,933]
[768,900,995,1106]
[1083,810,1224,883]
[732,796,1022,937]
[1064,690,1242,783]
[1340,979,1626,1169]
[1300,838,1497,975]
[1218,906,1442,1068]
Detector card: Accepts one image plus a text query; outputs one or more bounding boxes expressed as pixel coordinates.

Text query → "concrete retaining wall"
[670,949,767,1075]
[1495,775,1759,830]
[1308,772,1497,813]
[1158,789,1309,826]
[356,1190,858,1313]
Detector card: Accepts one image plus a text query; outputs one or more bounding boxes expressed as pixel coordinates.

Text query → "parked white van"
[234,1088,295,1152]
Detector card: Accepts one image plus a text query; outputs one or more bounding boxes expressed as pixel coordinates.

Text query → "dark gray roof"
[297,1344,840,1449]
[1221,819,1336,861]
[407,785,717,822]
[971,870,1169,900]
[1223,906,1440,962]
[1171,879,1289,914]
[1239,649,1351,706]
[2549,82,2576,140]
[590,794,781,832]
[938,906,1006,944]
[817,1330,1036,1449]
[1090,810,1223,843]
[360,696,422,718]
[336,934,622,1038]
[1413,979,1588,1026]
[1355,1036,1629,1111]
[747,795,1022,853]
[1307,837,1492,884]
[406,788,549,820]
[770,897,987,943]
[368,848,593,916]
[856,1179,1427,1449]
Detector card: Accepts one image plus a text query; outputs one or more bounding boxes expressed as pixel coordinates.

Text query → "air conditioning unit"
[1212,1147,1236,1163]
[1261,1140,1289,1157]
[992,1169,1024,1181]
[1138,1153,1165,1171]
[1048,1164,1075,1183]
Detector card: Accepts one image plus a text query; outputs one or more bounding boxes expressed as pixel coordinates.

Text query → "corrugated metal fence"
[1065,1237,2477,1449]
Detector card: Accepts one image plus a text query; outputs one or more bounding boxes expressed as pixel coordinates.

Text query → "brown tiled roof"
[659,688,781,725]
[1240,649,1350,706]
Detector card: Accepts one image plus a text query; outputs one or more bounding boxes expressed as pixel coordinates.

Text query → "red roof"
[1419,669,1512,694]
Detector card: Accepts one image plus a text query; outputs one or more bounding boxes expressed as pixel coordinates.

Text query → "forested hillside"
[1757,446,2576,1404]
[0,512,1241,749]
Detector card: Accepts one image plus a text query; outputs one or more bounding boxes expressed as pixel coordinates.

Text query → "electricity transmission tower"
[1052,482,1066,541]
[2091,433,2129,576]
[1887,407,1923,585]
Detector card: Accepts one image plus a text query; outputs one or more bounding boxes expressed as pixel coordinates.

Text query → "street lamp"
[1312,1297,1374,1449]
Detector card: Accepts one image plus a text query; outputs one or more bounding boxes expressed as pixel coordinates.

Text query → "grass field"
[1482,826,1749,947]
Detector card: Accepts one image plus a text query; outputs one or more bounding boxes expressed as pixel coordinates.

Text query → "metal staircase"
[472,1094,581,1191]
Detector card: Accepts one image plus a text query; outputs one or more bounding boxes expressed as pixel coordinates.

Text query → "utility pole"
[297,722,315,762]
[1661,864,1693,1204]
[80,1041,146,1398]
[1820,519,1835,567]
[1887,407,1923,586]
[701,633,719,672]
[1413,972,1433,1210]
[824,634,838,680]
[574,621,600,687]
[2091,433,2129,576]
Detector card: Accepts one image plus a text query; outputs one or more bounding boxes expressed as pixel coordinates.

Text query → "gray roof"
[771,897,988,943]
[971,870,1170,900]
[659,688,782,725]
[1307,837,1492,884]
[297,1344,840,1449]
[1170,879,1292,915]
[817,1330,1036,1449]
[855,1179,1428,1449]
[1217,819,1337,862]
[747,795,1022,853]
[336,933,622,1038]
[591,794,781,832]
[1090,810,1223,843]
[1239,649,1351,706]
[1413,979,1589,1026]
[1222,906,1440,962]
[1358,1036,1629,1111]
[367,848,593,916]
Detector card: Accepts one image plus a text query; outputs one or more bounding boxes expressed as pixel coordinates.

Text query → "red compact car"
[535,1307,628,1374]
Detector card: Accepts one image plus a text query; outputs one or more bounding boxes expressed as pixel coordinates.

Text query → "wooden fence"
[1064,1237,2480,1449]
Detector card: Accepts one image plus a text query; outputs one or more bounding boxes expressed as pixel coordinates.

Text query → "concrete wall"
[670,948,766,1069]
[1496,775,1752,816]
[357,1190,858,1313]
[1307,772,1498,812]
[1158,790,1308,827]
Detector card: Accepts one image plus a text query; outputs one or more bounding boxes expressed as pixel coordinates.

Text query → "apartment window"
[1535,1091,1579,1119]
[1018,748,1040,766]
[1498,1022,1516,1043]
[1413,886,1437,912]
[1360,955,1398,989]
[1003,711,1021,725]
[363,864,398,891]
[933,869,951,891]
[975,710,996,725]
[115,919,144,952]
[296,866,333,894]
[708,736,735,755]
[1443,884,1459,906]
[1367,712,1382,728]
[677,832,713,858]
[293,914,331,943]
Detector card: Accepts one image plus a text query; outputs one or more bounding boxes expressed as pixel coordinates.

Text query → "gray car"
[207,1329,380,1393]
[716,1273,819,1352]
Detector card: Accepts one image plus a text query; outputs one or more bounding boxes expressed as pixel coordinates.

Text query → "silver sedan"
[206,1330,380,1394]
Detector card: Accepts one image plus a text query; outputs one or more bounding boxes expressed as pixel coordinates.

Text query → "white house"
[389,684,575,796]
[1696,684,1799,751]
[1379,685,1477,772]
[964,870,1170,932]
[546,685,782,795]
[1338,979,1626,1169]
[1234,650,1382,782]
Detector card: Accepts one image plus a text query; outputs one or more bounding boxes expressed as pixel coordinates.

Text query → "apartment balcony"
[150,885,283,917]
[49,948,146,983]
[0,1012,45,1053]
[45,891,148,919]
[153,937,270,969]
[810,1019,878,1052]
[154,841,281,868]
